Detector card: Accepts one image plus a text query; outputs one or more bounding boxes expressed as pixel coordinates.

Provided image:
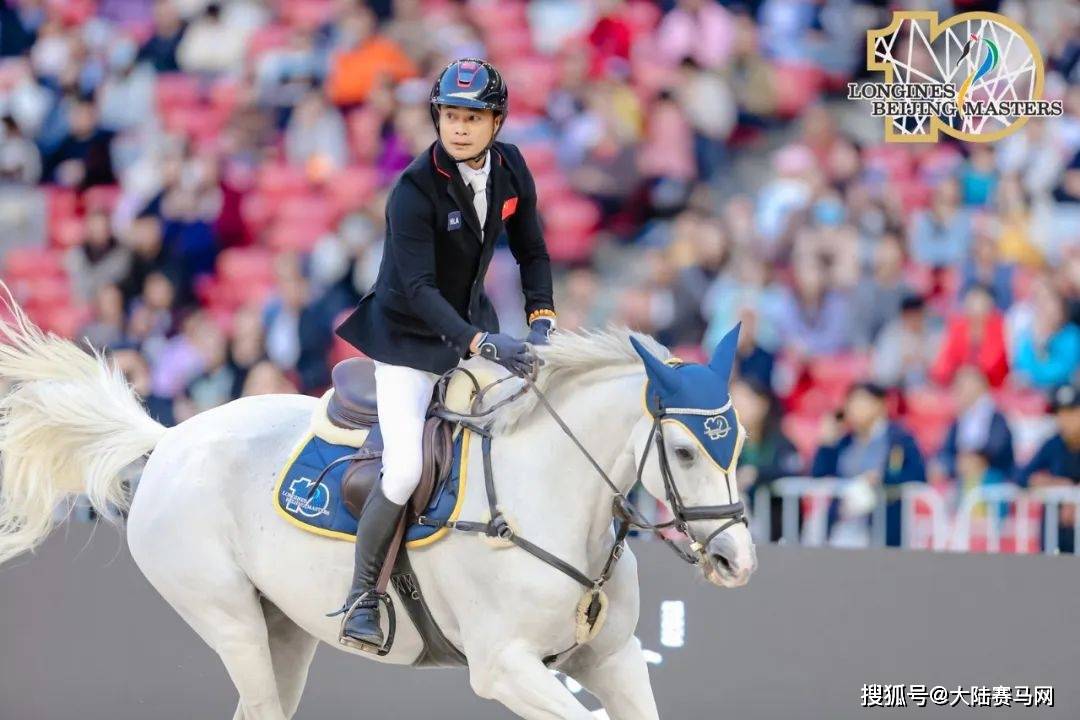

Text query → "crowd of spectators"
[0,0,1077,547]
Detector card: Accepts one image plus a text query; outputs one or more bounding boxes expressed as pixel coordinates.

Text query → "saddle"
[325,359,454,593]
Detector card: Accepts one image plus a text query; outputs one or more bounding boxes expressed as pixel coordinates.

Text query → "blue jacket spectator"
[939,366,1015,479]
[812,383,927,547]
[1017,385,1080,553]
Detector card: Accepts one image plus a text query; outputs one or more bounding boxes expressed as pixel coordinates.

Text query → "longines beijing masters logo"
[848,11,1063,143]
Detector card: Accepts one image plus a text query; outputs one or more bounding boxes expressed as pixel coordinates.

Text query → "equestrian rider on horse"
[331,58,557,650]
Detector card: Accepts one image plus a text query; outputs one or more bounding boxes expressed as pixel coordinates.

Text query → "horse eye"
[674,447,694,463]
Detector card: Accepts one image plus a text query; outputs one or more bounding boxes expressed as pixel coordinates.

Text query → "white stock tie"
[468,174,487,241]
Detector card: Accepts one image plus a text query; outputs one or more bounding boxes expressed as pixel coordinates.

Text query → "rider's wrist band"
[528,309,556,325]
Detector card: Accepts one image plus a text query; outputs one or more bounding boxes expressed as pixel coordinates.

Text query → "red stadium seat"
[623,1,662,33]
[38,303,90,339]
[155,73,203,113]
[258,163,310,199]
[532,169,573,206]
[83,185,121,213]
[3,247,66,279]
[245,24,292,62]
[993,384,1048,417]
[328,166,379,214]
[267,220,328,253]
[782,413,823,462]
[277,194,339,230]
[279,0,335,29]
[518,141,558,175]
[771,62,825,118]
[217,247,276,285]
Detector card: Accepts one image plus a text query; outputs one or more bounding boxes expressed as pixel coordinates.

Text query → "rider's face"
[438,106,500,164]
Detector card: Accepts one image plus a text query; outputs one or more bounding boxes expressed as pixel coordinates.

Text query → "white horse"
[0,293,756,720]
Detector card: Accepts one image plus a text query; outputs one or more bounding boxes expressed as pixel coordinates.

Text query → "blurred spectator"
[118,212,185,307]
[98,38,156,133]
[242,359,298,396]
[175,321,236,421]
[931,284,1009,388]
[811,382,927,547]
[872,294,942,392]
[656,0,735,71]
[80,284,127,350]
[285,86,349,174]
[585,0,634,78]
[326,4,418,107]
[996,174,1044,268]
[149,307,206,400]
[228,304,268,398]
[703,252,782,353]
[1018,384,1080,553]
[730,376,801,542]
[938,365,1015,481]
[65,208,132,302]
[961,226,1014,311]
[43,95,116,189]
[111,347,175,426]
[852,234,907,348]
[772,259,852,358]
[138,0,187,73]
[909,178,971,269]
[1011,282,1080,390]
[262,260,332,393]
[675,57,736,182]
[959,146,998,207]
[0,114,41,183]
[637,88,695,215]
[177,2,251,75]
[732,308,775,390]
[0,1,35,58]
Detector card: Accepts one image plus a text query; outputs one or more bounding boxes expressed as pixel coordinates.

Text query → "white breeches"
[373,361,441,505]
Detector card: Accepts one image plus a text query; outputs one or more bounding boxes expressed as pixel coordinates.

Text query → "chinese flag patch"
[501,196,518,220]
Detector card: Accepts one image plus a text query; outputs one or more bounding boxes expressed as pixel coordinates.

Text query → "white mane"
[478,327,671,434]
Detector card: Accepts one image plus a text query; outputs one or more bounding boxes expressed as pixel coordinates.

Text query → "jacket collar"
[432,141,506,244]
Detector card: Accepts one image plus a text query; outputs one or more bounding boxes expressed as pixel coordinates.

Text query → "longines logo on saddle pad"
[848,11,1063,143]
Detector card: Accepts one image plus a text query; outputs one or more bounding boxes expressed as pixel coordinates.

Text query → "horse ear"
[708,321,742,384]
[629,335,679,396]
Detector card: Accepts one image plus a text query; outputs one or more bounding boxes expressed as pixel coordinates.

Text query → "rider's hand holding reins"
[472,331,534,376]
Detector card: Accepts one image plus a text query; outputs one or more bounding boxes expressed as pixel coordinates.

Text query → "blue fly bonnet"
[630,323,743,473]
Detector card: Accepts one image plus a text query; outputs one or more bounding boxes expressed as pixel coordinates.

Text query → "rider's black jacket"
[335,140,554,374]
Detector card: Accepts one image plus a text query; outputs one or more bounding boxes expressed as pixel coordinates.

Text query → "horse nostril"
[711,553,734,574]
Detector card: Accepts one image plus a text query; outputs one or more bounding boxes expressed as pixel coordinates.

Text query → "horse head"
[630,323,757,588]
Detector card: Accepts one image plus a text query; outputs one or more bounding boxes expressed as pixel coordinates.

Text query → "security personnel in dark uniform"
[330,59,557,652]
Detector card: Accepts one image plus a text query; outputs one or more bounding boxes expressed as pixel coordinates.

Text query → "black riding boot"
[331,483,405,651]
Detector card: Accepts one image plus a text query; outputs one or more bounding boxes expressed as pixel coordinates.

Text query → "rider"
[331,58,557,650]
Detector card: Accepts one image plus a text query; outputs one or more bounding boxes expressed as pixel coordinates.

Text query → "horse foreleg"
[469,640,596,720]
[262,597,319,718]
[569,636,660,720]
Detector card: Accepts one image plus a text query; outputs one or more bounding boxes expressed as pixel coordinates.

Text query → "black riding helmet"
[430,58,509,163]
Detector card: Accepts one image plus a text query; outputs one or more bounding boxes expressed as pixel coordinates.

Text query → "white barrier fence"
[753,478,1080,555]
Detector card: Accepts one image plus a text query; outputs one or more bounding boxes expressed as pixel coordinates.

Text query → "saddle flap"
[340,417,455,522]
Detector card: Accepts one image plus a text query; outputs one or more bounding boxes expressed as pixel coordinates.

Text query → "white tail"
[0,283,166,565]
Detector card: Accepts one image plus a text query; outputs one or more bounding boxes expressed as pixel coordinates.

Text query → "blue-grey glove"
[476,332,534,376]
[525,318,554,346]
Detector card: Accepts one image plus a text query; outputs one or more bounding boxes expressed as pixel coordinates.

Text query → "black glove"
[476,332,534,376]
[525,317,554,346]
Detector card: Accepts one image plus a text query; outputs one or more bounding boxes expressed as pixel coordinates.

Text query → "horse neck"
[496,367,645,565]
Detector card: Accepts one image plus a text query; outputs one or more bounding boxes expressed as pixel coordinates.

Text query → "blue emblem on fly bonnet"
[630,323,743,472]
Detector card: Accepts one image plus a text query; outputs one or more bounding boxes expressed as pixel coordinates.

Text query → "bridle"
[426,360,748,586]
